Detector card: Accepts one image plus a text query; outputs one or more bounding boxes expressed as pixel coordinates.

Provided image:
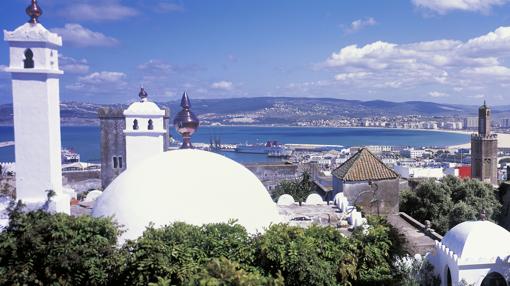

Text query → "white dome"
[124,100,164,116]
[441,221,510,259]
[92,149,281,241]
[305,193,325,205]
[277,194,295,206]
[83,190,102,203]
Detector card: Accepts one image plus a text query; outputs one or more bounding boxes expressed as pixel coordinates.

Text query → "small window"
[113,156,118,169]
[133,119,139,130]
[118,157,123,169]
[24,49,34,69]
[148,119,154,130]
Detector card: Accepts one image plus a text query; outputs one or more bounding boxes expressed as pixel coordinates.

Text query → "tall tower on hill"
[471,101,498,185]
[4,0,69,212]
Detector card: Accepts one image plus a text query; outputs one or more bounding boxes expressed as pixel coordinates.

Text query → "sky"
[1,0,510,105]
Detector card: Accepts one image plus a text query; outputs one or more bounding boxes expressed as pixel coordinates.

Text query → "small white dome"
[277,194,295,206]
[441,221,510,259]
[305,193,325,205]
[92,149,280,241]
[124,100,164,116]
[83,190,102,203]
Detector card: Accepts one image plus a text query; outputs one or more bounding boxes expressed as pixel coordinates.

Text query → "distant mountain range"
[1,97,509,126]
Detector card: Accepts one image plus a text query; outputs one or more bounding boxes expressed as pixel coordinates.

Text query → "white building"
[394,165,444,179]
[3,2,69,213]
[429,221,510,286]
[124,88,166,169]
[400,148,426,159]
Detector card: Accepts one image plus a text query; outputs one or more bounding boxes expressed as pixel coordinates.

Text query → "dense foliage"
[270,171,316,205]
[400,175,502,234]
[0,203,414,286]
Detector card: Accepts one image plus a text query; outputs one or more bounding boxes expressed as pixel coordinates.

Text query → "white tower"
[4,0,69,213]
[124,88,166,169]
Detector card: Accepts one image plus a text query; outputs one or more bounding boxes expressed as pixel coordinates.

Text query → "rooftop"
[332,148,399,182]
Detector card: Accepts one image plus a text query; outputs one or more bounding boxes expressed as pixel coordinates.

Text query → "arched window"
[148,119,154,130]
[133,119,139,130]
[481,272,507,286]
[24,49,34,69]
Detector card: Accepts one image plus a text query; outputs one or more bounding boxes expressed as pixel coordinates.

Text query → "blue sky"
[1,0,510,105]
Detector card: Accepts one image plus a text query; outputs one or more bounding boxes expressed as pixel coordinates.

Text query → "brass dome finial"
[173,92,199,149]
[139,86,148,101]
[26,0,43,24]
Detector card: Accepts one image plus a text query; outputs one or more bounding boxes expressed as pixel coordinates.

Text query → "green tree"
[400,179,453,233]
[0,205,122,285]
[271,171,316,205]
[188,257,284,286]
[400,176,502,234]
[119,221,257,286]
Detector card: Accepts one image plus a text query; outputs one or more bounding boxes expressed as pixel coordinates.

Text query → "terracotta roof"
[332,148,399,182]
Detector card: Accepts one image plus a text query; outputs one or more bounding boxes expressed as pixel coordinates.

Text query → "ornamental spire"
[139,86,148,102]
[26,0,43,24]
[173,92,199,149]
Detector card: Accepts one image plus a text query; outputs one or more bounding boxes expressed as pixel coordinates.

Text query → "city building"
[99,88,170,189]
[124,88,167,169]
[3,1,70,212]
[332,148,400,214]
[394,165,444,179]
[471,102,498,185]
[464,117,478,130]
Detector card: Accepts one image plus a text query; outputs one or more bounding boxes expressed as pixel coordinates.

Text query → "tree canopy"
[270,171,316,204]
[400,176,502,234]
[0,202,417,285]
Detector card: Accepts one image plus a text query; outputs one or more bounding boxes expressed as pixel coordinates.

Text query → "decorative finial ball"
[26,0,42,24]
[139,87,148,101]
[173,92,199,149]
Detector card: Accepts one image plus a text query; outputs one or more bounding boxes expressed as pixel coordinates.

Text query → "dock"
[0,141,14,148]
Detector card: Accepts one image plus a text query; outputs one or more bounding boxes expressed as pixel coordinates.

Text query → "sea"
[0,126,470,164]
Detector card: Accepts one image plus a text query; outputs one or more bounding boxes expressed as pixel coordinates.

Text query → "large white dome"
[92,149,281,241]
[441,221,510,260]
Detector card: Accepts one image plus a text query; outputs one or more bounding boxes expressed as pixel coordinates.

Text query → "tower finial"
[139,86,148,102]
[173,92,199,149]
[26,0,43,24]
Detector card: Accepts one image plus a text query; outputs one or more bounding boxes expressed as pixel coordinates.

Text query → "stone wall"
[334,178,399,214]
[98,107,126,189]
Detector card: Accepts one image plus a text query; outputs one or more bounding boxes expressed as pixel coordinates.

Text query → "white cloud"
[210,81,233,91]
[344,17,377,34]
[67,71,128,94]
[138,60,173,74]
[322,26,510,94]
[429,91,449,97]
[412,0,508,14]
[79,72,126,84]
[59,55,89,74]
[335,72,370,81]
[51,24,119,47]
[59,3,138,22]
[461,65,510,76]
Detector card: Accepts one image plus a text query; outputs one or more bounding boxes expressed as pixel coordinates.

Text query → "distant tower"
[98,107,126,189]
[3,0,69,212]
[124,87,166,169]
[471,101,498,185]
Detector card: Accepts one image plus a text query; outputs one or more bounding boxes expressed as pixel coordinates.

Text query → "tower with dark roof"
[471,101,498,185]
[332,148,400,214]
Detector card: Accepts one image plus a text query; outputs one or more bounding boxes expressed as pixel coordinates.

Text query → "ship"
[61,148,80,164]
[235,141,292,156]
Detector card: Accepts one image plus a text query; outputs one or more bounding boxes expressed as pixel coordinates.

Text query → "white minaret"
[124,87,166,169]
[4,0,69,213]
